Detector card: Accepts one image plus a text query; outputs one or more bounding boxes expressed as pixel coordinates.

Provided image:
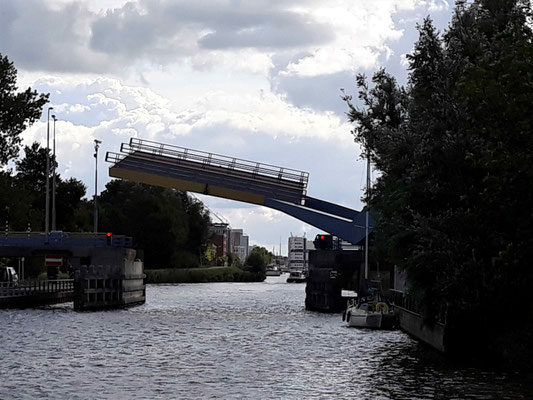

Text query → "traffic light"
[106,232,112,246]
[314,234,334,250]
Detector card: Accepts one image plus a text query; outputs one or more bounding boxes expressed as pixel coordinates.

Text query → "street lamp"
[52,114,57,231]
[45,106,54,237]
[94,139,102,234]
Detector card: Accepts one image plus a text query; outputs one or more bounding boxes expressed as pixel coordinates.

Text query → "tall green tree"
[345,0,533,364]
[15,141,57,192]
[0,53,49,165]
[0,170,40,232]
[14,142,56,231]
[12,142,90,233]
[56,178,91,232]
[98,180,211,268]
[245,246,273,274]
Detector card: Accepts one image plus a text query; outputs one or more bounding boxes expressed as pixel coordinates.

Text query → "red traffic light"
[320,235,325,239]
[106,232,112,246]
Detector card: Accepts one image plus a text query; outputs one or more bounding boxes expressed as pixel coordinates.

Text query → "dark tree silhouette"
[344,0,533,366]
[0,53,49,165]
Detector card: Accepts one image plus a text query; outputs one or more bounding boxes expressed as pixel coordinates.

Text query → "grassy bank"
[145,266,264,284]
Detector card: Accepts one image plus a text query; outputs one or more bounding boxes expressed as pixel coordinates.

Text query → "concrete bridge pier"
[73,250,145,311]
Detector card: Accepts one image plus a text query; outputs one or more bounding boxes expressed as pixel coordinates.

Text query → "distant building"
[306,239,315,268]
[229,229,249,263]
[208,223,230,261]
[288,235,309,271]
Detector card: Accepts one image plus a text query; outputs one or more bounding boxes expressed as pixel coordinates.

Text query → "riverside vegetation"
[344,0,533,368]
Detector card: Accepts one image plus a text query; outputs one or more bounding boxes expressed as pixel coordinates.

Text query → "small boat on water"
[286,270,306,283]
[342,282,397,329]
[266,266,282,276]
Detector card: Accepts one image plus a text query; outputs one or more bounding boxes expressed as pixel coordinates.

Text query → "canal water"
[1,275,531,399]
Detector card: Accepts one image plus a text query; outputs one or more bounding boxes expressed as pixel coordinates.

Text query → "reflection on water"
[1,275,531,399]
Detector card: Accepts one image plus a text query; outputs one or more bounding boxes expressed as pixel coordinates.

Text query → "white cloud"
[25,75,358,188]
[2,0,450,79]
[6,0,453,248]
[280,0,415,77]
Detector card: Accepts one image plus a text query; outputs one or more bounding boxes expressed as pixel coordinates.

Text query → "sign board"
[341,290,358,298]
[45,255,63,267]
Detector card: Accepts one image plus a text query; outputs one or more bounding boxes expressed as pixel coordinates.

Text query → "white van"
[0,266,19,286]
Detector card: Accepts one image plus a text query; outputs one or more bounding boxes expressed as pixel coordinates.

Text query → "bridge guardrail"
[0,232,133,248]
[107,138,310,190]
[389,289,448,325]
[0,279,74,297]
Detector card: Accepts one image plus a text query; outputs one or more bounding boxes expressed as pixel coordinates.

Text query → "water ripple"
[1,276,531,399]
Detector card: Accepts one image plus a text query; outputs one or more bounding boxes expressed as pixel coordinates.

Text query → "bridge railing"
[0,279,74,297]
[389,289,448,325]
[109,138,310,189]
[0,231,133,248]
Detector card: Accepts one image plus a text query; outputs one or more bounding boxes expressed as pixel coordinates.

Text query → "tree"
[14,142,58,231]
[344,0,533,364]
[245,246,273,274]
[203,243,217,266]
[0,170,39,232]
[55,178,91,232]
[0,53,49,165]
[98,180,212,268]
[15,141,57,192]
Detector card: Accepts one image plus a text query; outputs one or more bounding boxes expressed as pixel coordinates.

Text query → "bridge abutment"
[74,249,145,311]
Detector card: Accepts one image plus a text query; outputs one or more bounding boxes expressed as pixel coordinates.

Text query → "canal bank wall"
[395,306,446,352]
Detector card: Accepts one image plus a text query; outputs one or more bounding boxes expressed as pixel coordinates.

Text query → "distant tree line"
[344,0,532,366]
[98,181,211,268]
[0,51,212,270]
[244,246,273,278]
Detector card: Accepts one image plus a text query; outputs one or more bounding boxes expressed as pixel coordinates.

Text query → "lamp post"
[364,147,371,280]
[52,114,57,231]
[94,139,102,234]
[45,106,54,237]
[5,206,9,237]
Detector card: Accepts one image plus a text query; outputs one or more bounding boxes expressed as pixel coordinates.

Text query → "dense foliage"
[344,0,533,364]
[0,53,49,165]
[245,246,272,272]
[98,180,211,269]
[243,246,272,281]
[1,141,93,233]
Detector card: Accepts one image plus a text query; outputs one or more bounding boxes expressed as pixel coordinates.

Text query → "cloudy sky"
[1,0,453,254]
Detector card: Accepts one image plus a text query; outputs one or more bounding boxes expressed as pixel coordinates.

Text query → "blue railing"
[0,232,133,248]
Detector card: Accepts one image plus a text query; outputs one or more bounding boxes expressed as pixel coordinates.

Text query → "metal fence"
[0,279,74,297]
[107,137,310,188]
[0,232,133,248]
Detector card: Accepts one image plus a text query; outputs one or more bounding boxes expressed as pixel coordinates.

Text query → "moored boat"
[342,282,397,329]
[344,300,396,329]
[266,266,282,276]
[286,270,306,283]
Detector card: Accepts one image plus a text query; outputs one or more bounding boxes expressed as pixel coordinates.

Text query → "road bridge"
[0,231,132,258]
[106,138,373,244]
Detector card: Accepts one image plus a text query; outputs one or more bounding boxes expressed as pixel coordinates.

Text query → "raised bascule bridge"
[0,137,373,312]
[105,137,372,246]
[106,137,374,313]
